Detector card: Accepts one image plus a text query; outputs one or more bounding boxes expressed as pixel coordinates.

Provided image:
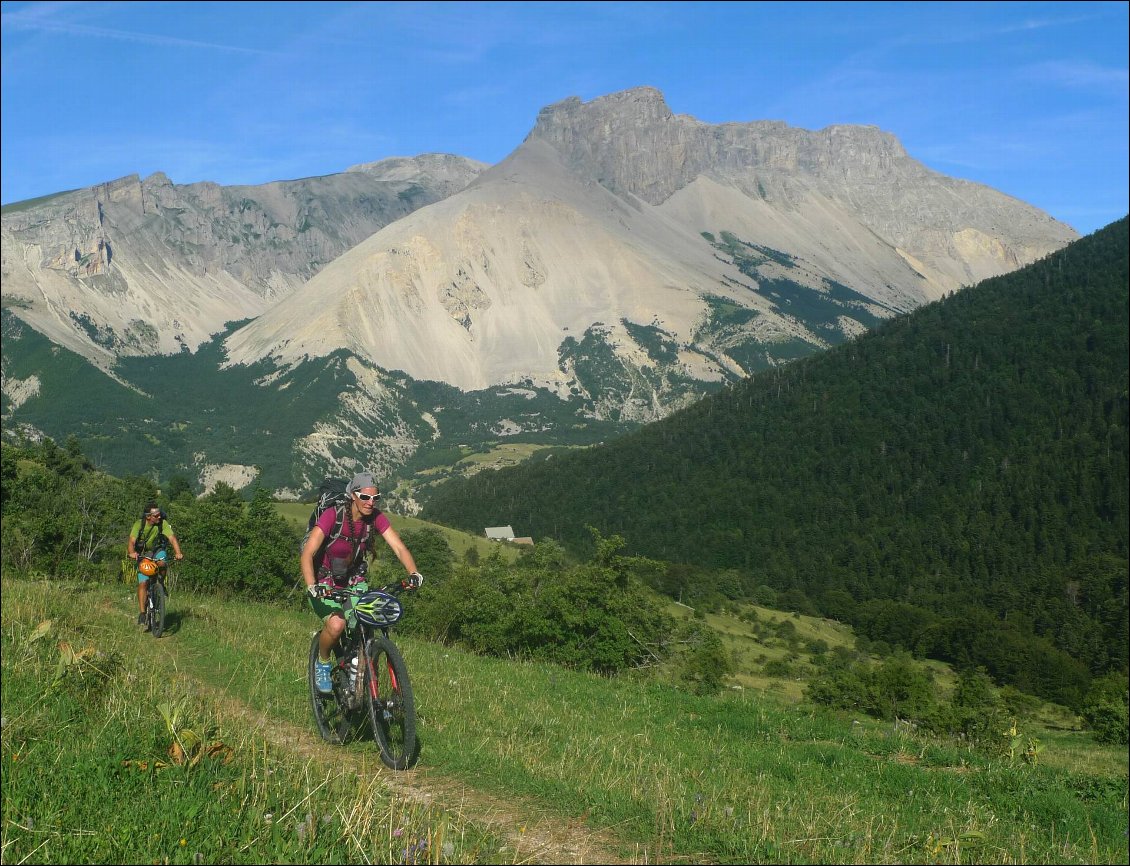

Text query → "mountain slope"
[0,87,1082,490]
[0,154,485,369]
[421,217,1130,696]
[225,87,1076,407]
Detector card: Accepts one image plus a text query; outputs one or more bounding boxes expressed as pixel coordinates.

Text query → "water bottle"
[348,655,359,689]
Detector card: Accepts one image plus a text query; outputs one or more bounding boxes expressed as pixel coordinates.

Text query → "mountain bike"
[139,555,168,639]
[308,583,419,769]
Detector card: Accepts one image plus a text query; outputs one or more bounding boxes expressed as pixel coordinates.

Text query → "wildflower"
[180,838,187,846]
[393,827,404,837]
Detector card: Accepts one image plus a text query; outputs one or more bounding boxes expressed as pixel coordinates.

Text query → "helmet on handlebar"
[138,557,158,577]
[352,590,402,627]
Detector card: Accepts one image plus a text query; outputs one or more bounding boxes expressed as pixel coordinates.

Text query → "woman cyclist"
[301,472,423,693]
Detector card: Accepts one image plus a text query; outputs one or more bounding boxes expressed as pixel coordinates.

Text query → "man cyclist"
[127,501,184,630]
[301,472,423,693]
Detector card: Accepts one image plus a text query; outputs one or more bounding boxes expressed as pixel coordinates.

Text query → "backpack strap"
[138,518,156,553]
[314,504,356,573]
[325,504,348,547]
[324,504,367,573]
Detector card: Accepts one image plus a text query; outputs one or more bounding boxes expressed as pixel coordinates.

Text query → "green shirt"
[130,519,175,554]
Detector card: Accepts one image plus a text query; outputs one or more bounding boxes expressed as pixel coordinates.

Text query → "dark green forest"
[423,218,1130,707]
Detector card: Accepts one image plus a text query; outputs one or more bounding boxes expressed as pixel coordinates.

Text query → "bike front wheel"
[309,634,352,744]
[149,581,167,638]
[364,635,419,769]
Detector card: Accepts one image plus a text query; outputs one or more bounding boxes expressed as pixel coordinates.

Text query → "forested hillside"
[423,218,1130,706]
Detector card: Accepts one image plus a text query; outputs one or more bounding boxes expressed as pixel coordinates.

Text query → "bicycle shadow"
[129,605,184,637]
[154,609,185,637]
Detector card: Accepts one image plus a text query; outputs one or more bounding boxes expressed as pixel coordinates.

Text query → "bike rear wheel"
[309,634,353,744]
[364,635,419,769]
[149,581,167,638]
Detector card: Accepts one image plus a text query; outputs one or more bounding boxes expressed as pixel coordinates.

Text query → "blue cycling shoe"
[314,658,333,694]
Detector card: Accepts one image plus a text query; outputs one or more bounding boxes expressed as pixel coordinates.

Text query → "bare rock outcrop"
[1,155,486,368]
[224,88,1077,397]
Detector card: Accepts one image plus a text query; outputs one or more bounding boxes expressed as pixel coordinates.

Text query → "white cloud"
[1,8,286,56]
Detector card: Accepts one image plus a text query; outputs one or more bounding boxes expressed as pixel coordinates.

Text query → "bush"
[678,626,733,695]
[1084,701,1129,745]
[1082,671,1129,745]
[805,638,829,655]
[408,535,677,676]
[763,659,793,678]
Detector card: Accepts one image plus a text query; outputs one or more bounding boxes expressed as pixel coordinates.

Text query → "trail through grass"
[3,576,1127,865]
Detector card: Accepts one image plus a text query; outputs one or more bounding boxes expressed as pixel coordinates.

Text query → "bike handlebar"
[319,581,411,604]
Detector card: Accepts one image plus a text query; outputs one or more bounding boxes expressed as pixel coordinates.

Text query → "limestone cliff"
[1,155,485,368]
[223,87,1077,404]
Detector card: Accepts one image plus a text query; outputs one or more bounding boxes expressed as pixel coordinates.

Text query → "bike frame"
[328,587,401,712]
[311,583,418,768]
[140,557,168,638]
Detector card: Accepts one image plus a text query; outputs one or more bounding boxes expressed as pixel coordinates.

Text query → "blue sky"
[2,1,1127,235]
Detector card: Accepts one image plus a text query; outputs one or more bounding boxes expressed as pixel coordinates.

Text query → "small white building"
[484,525,515,541]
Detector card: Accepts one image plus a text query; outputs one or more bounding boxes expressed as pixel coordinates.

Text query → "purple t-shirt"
[317,507,390,570]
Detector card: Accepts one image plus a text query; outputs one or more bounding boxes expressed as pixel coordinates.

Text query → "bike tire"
[150,581,167,638]
[309,634,353,744]
[364,635,419,770]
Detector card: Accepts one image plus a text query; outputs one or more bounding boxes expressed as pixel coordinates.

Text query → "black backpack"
[301,478,357,573]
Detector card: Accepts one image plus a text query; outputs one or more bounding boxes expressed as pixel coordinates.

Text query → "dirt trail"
[197,683,650,865]
[131,608,654,865]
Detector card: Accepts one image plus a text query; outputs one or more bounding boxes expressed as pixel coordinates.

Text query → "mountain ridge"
[1,153,486,368]
[1,86,1084,490]
[223,86,1076,399]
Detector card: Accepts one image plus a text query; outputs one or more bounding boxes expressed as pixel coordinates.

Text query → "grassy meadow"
[2,575,1127,865]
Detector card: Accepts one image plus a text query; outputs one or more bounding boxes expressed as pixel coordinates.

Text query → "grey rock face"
[228,87,1078,401]
[1,155,486,366]
[1,87,1084,490]
[531,87,1075,287]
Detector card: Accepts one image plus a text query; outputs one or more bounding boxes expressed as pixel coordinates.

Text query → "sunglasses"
[146,513,161,519]
[354,492,380,503]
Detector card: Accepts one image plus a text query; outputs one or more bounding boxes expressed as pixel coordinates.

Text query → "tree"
[379,527,455,585]
[1081,670,1129,745]
[243,485,302,595]
[166,474,195,501]
[678,626,733,695]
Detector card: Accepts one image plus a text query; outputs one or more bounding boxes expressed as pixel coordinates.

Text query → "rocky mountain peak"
[1,155,485,366]
[3,85,1085,492]
[527,87,916,206]
[534,86,675,131]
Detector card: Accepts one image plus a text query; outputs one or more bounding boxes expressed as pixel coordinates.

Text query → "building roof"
[484,525,515,540]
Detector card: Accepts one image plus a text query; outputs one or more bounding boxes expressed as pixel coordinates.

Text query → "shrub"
[763,659,793,678]
[1082,671,1129,745]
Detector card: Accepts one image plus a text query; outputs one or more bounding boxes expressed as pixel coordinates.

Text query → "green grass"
[671,602,940,700]
[3,576,1127,865]
[0,578,507,864]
